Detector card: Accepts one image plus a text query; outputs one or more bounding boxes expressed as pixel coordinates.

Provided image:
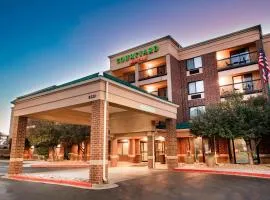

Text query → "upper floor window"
[189,106,205,119]
[187,56,202,71]
[188,80,204,95]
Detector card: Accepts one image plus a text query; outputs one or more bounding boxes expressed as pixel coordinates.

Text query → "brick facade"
[128,139,136,162]
[165,118,178,170]
[134,139,141,163]
[173,52,220,122]
[110,138,118,167]
[89,100,109,184]
[8,116,28,175]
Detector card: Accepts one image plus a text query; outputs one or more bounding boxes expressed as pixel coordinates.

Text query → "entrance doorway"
[155,141,165,162]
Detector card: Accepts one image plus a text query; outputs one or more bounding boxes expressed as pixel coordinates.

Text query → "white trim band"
[166,156,178,159]
[128,155,136,158]
[89,160,108,165]
[10,158,23,162]
[110,155,119,159]
[148,156,154,159]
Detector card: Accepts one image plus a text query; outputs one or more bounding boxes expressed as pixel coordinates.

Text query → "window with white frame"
[188,80,204,95]
[189,106,205,119]
[186,56,202,71]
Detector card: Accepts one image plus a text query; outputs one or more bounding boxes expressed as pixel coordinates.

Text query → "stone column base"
[148,157,154,169]
[8,160,23,174]
[134,154,141,163]
[166,157,178,170]
[89,163,108,184]
[110,155,118,167]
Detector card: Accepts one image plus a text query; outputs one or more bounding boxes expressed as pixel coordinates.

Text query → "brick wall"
[8,116,28,174]
[172,52,220,122]
[89,100,109,184]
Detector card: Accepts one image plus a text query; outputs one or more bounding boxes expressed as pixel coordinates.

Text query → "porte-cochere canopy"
[9,72,179,184]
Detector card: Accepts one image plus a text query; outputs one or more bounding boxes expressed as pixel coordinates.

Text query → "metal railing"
[118,73,135,83]
[217,51,258,71]
[139,65,167,80]
[150,88,168,100]
[220,79,262,97]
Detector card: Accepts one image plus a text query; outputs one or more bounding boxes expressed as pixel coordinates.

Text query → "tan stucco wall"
[179,29,260,60]
[263,34,270,59]
[110,111,160,134]
[110,39,179,70]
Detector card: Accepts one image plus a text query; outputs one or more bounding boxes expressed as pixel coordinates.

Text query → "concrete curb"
[30,164,89,168]
[5,175,92,189]
[173,168,270,179]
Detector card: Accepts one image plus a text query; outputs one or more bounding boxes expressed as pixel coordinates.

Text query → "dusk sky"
[1,0,270,134]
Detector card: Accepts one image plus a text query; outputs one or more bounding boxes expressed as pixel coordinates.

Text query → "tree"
[58,124,90,160]
[28,120,61,160]
[191,93,270,164]
[27,120,90,161]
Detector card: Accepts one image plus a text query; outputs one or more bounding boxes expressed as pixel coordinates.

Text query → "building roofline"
[108,35,181,58]
[180,25,262,51]
[12,72,177,106]
[263,33,270,39]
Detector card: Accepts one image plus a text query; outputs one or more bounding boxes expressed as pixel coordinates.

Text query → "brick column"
[134,139,141,163]
[8,116,28,175]
[128,139,135,162]
[147,133,154,168]
[89,100,109,184]
[110,138,118,167]
[165,118,178,170]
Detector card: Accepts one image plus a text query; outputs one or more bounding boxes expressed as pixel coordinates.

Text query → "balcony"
[217,51,258,71]
[150,87,168,100]
[139,65,167,81]
[118,72,135,83]
[220,79,262,97]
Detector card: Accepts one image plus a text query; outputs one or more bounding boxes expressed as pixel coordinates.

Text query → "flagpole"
[260,49,270,102]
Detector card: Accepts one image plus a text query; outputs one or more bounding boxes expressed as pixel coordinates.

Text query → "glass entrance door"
[140,142,148,162]
[155,141,165,162]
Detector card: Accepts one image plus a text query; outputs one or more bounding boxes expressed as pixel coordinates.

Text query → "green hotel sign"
[117,45,159,64]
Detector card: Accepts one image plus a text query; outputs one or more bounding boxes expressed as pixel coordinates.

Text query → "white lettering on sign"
[139,104,156,113]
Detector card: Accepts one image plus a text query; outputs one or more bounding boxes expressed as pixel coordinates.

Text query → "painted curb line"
[5,175,92,189]
[173,168,270,179]
[30,164,89,168]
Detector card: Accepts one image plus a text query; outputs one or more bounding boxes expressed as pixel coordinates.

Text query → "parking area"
[1,160,167,184]
[1,170,270,200]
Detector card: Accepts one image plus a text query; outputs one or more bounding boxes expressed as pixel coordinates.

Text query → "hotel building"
[8,25,270,184]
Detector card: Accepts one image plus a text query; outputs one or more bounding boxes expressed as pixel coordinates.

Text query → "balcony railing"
[139,65,167,81]
[118,73,135,83]
[220,79,262,97]
[150,87,168,100]
[217,51,258,71]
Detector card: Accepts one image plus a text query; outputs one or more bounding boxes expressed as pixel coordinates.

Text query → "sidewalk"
[174,163,270,178]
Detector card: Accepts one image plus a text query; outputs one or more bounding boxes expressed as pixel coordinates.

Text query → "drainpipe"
[103,81,109,183]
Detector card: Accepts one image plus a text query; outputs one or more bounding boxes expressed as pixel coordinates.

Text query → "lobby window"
[189,106,205,119]
[186,56,202,75]
[118,140,128,155]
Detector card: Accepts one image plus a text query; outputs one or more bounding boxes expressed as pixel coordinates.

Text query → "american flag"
[258,49,270,83]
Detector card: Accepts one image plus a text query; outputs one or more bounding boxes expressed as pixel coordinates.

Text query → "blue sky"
[1,0,270,134]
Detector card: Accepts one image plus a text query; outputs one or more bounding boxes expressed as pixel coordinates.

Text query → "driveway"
[1,171,270,200]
